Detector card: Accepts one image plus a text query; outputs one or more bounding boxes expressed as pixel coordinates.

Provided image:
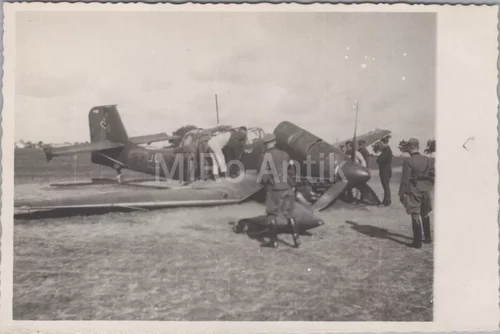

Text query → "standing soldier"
[376,135,393,206]
[398,138,435,249]
[257,133,300,248]
[358,140,370,169]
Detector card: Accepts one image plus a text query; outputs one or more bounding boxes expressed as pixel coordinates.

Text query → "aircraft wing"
[15,172,263,212]
[333,129,391,149]
[43,141,125,161]
[129,133,180,145]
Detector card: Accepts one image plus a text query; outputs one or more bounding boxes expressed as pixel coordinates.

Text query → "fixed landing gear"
[114,164,124,184]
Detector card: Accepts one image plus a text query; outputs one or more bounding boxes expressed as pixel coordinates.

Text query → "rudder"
[88,105,129,143]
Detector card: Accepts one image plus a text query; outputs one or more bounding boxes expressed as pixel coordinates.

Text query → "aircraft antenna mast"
[351,100,359,161]
[215,94,220,125]
[354,100,359,138]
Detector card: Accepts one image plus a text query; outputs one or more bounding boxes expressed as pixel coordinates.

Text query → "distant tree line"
[372,138,435,156]
[15,139,89,148]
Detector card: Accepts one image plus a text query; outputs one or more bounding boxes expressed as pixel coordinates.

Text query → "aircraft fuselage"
[91,143,192,180]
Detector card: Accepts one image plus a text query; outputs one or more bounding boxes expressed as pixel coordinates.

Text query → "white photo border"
[1,3,498,333]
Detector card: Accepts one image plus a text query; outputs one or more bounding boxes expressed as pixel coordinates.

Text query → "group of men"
[343,135,434,249]
[341,136,393,206]
[205,126,248,179]
[208,127,434,250]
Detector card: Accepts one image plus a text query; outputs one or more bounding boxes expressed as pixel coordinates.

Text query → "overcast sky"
[15,11,436,150]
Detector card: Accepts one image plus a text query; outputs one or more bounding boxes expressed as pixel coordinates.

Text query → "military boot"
[288,218,301,248]
[411,215,423,249]
[261,219,278,248]
[422,216,432,244]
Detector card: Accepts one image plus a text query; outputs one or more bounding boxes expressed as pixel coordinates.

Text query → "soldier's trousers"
[380,172,392,205]
[411,214,432,246]
[265,188,295,221]
[407,189,433,244]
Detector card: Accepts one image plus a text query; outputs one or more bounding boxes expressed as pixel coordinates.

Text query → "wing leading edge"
[128,133,180,145]
[333,129,391,149]
[15,172,264,211]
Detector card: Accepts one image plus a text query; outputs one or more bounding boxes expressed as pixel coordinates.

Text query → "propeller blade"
[354,183,382,205]
[312,180,349,211]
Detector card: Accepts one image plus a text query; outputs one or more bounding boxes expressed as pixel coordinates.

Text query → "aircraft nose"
[341,161,371,185]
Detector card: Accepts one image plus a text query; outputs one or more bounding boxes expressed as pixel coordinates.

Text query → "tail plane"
[43,105,178,162]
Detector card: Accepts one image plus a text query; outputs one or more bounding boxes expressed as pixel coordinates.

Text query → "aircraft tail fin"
[88,105,129,143]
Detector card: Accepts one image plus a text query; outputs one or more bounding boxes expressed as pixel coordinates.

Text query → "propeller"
[355,183,382,205]
[312,180,349,211]
[310,158,371,212]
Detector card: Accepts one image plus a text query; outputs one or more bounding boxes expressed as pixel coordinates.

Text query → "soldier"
[345,141,367,167]
[398,138,435,249]
[376,135,393,206]
[224,127,248,177]
[358,140,370,169]
[207,127,247,179]
[256,133,300,248]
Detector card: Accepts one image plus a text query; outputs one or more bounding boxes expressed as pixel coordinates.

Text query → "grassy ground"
[13,149,433,321]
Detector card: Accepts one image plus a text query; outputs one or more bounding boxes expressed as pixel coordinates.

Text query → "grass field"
[13,149,433,321]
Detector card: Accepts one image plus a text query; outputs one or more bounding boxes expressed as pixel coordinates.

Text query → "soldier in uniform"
[256,133,300,248]
[224,127,248,177]
[398,138,435,249]
[377,135,393,206]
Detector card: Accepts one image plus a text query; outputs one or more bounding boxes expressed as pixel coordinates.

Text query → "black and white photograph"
[1,3,499,332]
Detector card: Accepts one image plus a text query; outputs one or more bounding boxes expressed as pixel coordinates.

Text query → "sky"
[15,11,436,151]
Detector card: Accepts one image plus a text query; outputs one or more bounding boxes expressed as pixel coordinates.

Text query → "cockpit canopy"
[179,126,265,149]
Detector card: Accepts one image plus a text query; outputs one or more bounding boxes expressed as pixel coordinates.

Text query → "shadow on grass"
[345,220,413,247]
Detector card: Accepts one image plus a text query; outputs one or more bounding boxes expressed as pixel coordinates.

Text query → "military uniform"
[398,143,435,248]
[358,146,370,169]
[377,144,393,205]
[256,134,300,248]
[226,130,247,159]
[224,130,247,177]
[259,148,295,218]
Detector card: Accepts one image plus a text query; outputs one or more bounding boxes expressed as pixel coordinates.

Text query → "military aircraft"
[16,106,388,246]
[43,105,265,184]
